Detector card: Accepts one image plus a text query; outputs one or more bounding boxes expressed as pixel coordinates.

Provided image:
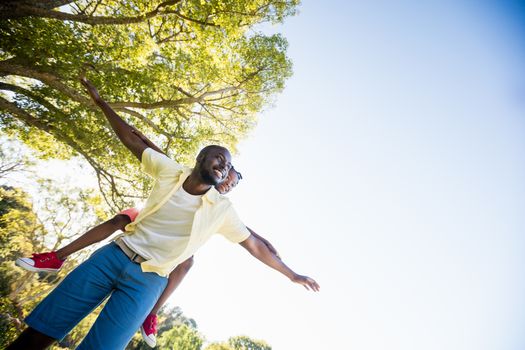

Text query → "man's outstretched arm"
[80,77,157,160]
[246,227,280,259]
[239,234,320,291]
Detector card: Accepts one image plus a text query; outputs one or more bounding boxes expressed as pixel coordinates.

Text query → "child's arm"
[149,257,194,315]
[55,214,130,260]
[239,235,320,291]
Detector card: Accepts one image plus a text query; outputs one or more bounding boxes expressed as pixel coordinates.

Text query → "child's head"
[215,167,242,194]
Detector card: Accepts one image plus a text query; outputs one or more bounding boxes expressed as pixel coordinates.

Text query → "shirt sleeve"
[217,206,251,243]
[141,148,181,179]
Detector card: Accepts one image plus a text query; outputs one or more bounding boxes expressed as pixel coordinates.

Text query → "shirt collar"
[203,186,220,204]
[178,168,220,204]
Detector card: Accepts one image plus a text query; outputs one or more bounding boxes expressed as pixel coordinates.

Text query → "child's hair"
[231,166,243,181]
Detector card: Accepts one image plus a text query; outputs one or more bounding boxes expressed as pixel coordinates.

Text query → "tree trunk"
[0,0,75,19]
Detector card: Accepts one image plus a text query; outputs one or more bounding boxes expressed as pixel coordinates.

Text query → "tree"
[228,336,272,350]
[0,0,296,210]
[0,139,30,179]
[205,336,272,350]
[0,184,96,348]
[156,324,204,350]
[157,305,198,333]
[0,185,37,348]
[126,305,198,350]
[0,144,106,348]
[205,344,234,350]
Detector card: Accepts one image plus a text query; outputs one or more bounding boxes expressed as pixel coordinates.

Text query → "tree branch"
[113,106,173,140]
[0,81,61,114]
[0,60,98,111]
[0,95,124,210]
[165,10,220,27]
[108,86,240,109]
[2,1,219,27]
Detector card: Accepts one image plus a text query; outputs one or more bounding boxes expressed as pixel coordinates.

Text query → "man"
[16,167,282,348]
[8,78,319,350]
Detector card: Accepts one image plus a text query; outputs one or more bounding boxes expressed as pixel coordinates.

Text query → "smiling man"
[7,78,319,350]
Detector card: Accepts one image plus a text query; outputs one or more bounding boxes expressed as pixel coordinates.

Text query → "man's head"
[216,167,242,194]
[195,145,232,186]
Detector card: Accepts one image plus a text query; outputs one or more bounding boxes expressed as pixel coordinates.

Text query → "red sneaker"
[140,313,158,348]
[15,252,64,273]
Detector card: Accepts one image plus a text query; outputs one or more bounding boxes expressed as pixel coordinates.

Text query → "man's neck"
[182,172,212,195]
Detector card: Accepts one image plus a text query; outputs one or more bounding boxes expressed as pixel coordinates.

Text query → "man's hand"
[240,234,320,292]
[291,274,320,292]
[80,76,101,103]
[79,76,148,160]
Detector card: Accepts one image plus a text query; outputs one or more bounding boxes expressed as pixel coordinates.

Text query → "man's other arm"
[246,227,280,259]
[239,234,320,291]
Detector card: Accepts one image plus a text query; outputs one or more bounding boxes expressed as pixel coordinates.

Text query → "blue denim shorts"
[25,242,167,350]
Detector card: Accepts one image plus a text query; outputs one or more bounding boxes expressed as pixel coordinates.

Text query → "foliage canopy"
[0,0,297,210]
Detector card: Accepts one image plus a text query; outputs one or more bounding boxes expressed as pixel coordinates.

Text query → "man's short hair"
[197,145,228,159]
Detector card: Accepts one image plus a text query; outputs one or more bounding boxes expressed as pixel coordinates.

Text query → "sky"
[5,1,525,349]
[169,1,525,350]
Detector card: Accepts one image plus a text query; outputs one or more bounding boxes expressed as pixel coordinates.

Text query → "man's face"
[198,147,232,186]
[216,168,240,194]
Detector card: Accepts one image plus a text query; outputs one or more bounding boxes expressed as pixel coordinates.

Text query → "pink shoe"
[15,252,64,273]
[140,313,158,348]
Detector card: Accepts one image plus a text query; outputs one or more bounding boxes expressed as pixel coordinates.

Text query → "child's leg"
[150,256,194,315]
[140,257,194,347]
[55,214,131,260]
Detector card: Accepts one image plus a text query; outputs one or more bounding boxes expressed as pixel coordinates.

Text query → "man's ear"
[196,152,206,163]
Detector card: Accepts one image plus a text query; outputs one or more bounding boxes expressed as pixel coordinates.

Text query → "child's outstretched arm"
[239,235,320,291]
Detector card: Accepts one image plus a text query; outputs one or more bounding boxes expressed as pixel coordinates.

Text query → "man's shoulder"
[217,196,241,218]
[217,194,232,205]
[144,148,186,174]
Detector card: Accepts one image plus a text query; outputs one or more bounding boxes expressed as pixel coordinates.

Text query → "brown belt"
[114,238,147,263]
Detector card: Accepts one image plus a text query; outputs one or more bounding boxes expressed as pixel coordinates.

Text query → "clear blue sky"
[170,1,525,349]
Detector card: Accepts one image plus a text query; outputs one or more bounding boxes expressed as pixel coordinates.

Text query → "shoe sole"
[140,326,156,348]
[15,258,61,273]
